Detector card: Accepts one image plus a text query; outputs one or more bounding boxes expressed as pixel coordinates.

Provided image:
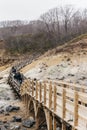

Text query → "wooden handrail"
[45,80,87,93]
[20,79,87,130]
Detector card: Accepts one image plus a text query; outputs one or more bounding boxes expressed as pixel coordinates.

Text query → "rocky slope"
[21,38,87,86]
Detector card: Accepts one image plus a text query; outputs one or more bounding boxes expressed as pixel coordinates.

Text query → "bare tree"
[60,5,74,34]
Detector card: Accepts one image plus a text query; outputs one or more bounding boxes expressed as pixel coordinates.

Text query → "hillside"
[21,36,87,86]
[0,33,87,85]
[0,30,87,130]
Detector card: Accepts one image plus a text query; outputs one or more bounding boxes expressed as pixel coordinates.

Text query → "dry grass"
[43,34,87,57]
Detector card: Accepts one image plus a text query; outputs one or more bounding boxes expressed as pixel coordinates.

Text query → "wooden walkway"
[8,58,87,130]
[20,79,87,130]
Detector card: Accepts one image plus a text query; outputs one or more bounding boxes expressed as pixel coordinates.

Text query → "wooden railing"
[20,79,87,130]
[45,80,87,93]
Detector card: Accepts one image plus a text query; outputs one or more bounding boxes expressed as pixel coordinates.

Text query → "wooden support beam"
[49,82,52,109]
[73,91,78,128]
[53,115,56,130]
[39,82,42,102]
[48,112,53,130]
[26,94,29,115]
[38,119,46,128]
[62,122,66,130]
[22,95,24,102]
[36,81,38,100]
[27,80,30,95]
[32,80,34,96]
[21,96,23,101]
[25,94,27,105]
[24,94,26,104]
[62,88,66,119]
[44,82,46,105]
[54,85,57,112]
[62,88,66,130]
[36,117,39,130]
[26,94,28,109]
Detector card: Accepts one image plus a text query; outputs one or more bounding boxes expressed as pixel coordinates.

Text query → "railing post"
[25,94,28,115]
[54,85,57,112]
[53,115,57,130]
[24,94,26,104]
[21,95,23,101]
[27,80,30,95]
[32,80,34,96]
[20,87,23,97]
[26,94,28,106]
[25,94,27,105]
[48,112,53,130]
[49,82,52,109]
[23,83,26,104]
[39,82,42,102]
[22,95,24,102]
[36,81,38,100]
[62,122,66,130]
[73,91,78,130]
[24,81,27,94]
[62,88,66,130]
[62,88,66,119]
[44,82,46,105]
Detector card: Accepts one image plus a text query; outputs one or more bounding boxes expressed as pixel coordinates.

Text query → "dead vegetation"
[43,34,87,57]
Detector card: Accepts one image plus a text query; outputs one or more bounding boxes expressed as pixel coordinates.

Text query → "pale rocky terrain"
[21,39,87,86]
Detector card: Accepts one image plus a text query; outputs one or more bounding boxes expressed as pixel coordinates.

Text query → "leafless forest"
[1,5,87,54]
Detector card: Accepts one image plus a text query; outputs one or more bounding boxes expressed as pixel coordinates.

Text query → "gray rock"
[4,123,10,129]
[22,117,35,128]
[5,97,10,100]
[79,76,86,80]
[14,125,20,130]
[13,116,22,122]
[68,74,75,77]
[0,109,4,114]
[10,125,20,130]
[6,105,20,112]
[0,126,7,130]
[0,121,3,125]
[22,129,27,130]
[58,76,65,80]
[56,127,61,130]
